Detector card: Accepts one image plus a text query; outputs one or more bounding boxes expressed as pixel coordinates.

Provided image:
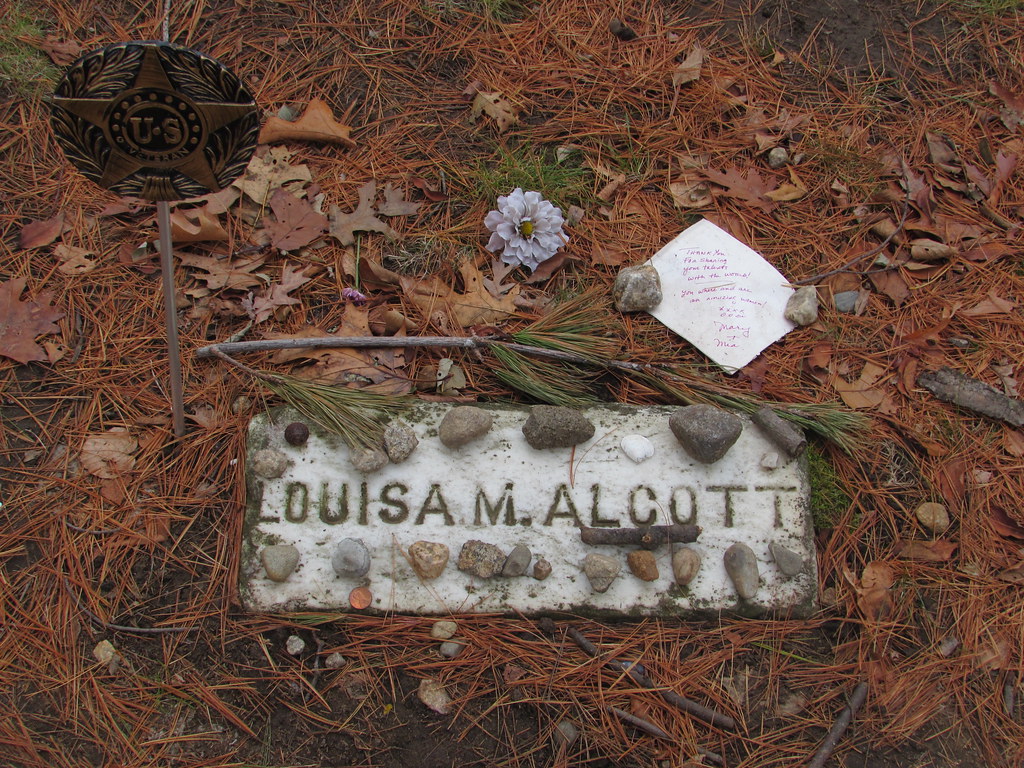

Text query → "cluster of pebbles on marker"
[256,402,809,600]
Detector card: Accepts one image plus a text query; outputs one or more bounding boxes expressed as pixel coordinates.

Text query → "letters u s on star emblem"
[50,41,259,202]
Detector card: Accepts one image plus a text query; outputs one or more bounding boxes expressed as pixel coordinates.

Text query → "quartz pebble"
[767,146,789,168]
[522,406,595,449]
[769,541,804,578]
[532,557,552,580]
[583,553,620,593]
[915,501,950,534]
[252,449,289,479]
[620,434,654,463]
[286,634,305,655]
[350,446,388,473]
[613,264,663,312]
[430,620,458,640]
[669,404,742,463]
[671,547,701,586]
[332,538,371,577]
[409,541,449,579]
[439,639,467,659]
[457,540,506,578]
[785,286,819,326]
[438,406,493,448]
[627,550,659,581]
[261,544,300,582]
[502,544,532,577]
[724,543,760,599]
[384,422,418,463]
[417,677,451,714]
[324,652,346,668]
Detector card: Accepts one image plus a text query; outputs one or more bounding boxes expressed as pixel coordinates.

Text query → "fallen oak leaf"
[245,262,313,323]
[834,361,888,409]
[178,252,267,291]
[260,188,327,251]
[668,177,713,209]
[897,539,958,561]
[990,81,1024,132]
[591,242,630,267]
[54,244,98,275]
[702,166,777,212]
[962,289,1017,317]
[0,278,65,364]
[764,168,808,202]
[400,261,520,328]
[33,36,84,65]
[328,181,398,246]
[81,429,137,479]
[258,98,356,147]
[170,206,229,243]
[19,213,66,249]
[233,146,313,204]
[471,90,517,132]
[377,183,421,217]
[990,506,1024,540]
[857,561,895,621]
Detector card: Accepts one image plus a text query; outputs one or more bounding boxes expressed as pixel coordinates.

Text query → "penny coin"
[349,587,372,610]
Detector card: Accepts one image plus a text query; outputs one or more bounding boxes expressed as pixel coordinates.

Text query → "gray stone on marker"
[502,544,532,577]
[252,449,289,479]
[332,538,371,577]
[457,539,506,578]
[438,406,493,448]
[613,263,663,312]
[724,542,760,599]
[669,404,742,463]
[384,422,418,463]
[350,446,388,473]
[583,553,620,593]
[785,286,819,326]
[522,406,595,449]
[261,544,300,582]
[769,541,804,578]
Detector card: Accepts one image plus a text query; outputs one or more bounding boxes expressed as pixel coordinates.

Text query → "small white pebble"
[285,634,305,656]
[324,651,346,668]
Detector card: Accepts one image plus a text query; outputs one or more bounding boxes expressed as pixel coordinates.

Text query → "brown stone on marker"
[409,541,449,580]
[627,550,659,581]
[438,406,493,448]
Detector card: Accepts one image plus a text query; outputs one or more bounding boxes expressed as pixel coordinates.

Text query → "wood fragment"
[752,405,807,457]
[606,706,671,740]
[579,524,701,549]
[1004,672,1017,718]
[808,681,869,768]
[917,367,1024,427]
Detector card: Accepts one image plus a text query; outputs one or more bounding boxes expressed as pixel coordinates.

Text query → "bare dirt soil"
[1,0,1023,767]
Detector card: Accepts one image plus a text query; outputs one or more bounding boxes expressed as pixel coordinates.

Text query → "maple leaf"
[328,181,399,246]
[377,183,421,217]
[260,189,328,251]
[244,263,313,323]
[179,253,267,291]
[0,278,64,364]
[701,167,777,212]
[258,98,357,147]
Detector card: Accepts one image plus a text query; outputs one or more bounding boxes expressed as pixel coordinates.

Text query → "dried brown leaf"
[246,263,313,323]
[668,178,713,208]
[702,166,777,212]
[259,98,356,147]
[35,36,83,65]
[81,429,137,479]
[261,189,328,251]
[990,506,1024,540]
[401,261,519,328]
[170,206,229,243]
[990,82,1024,132]
[764,168,808,202]
[0,278,65,364]
[54,244,98,275]
[672,45,704,87]
[962,289,1017,317]
[591,242,630,267]
[19,213,65,249]
[470,90,517,132]
[410,176,449,202]
[179,253,267,291]
[897,539,958,561]
[834,361,887,409]
[233,147,313,204]
[328,181,399,246]
[377,183,421,217]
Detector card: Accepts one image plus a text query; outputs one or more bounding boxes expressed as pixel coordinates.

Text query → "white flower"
[483,188,567,272]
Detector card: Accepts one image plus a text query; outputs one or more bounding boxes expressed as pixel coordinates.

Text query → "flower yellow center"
[518,220,534,237]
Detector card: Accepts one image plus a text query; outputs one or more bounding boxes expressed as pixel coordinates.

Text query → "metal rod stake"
[157,201,186,438]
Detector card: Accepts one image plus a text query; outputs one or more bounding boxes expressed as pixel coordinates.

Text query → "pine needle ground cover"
[1,1,1023,766]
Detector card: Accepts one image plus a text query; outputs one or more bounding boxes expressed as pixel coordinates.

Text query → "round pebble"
[620,434,654,463]
[672,547,701,586]
[430,620,458,640]
[438,406,493,448]
[350,446,388,473]
[332,538,371,577]
[457,540,506,578]
[613,264,663,312]
[769,541,804,578]
[324,652,346,668]
[553,720,579,748]
[439,639,467,659]
[261,544,300,582]
[724,542,760,599]
[501,544,532,577]
[785,286,819,326]
[916,501,950,534]
[627,550,659,581]
[284,422,309,446]
[669,405,742,464]
[522,406,595,449]
[582,553,620,593]
[252,448,289,479]
[286,634,305,655]
[384,422,419,462]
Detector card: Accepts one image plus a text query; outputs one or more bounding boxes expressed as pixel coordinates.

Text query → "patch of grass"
[0,3,59,100]
[807,443,852,529]
[951,0,1023,14]
[473,145,591,210]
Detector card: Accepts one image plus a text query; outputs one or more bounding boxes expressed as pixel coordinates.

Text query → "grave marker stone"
[241,402,817,617]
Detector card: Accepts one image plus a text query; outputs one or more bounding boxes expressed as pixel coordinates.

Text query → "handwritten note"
[646,219,795,372]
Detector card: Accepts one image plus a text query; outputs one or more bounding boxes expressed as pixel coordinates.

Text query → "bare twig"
[606,706,671,740]
[64,578,192,635]
[808,681,869,768]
